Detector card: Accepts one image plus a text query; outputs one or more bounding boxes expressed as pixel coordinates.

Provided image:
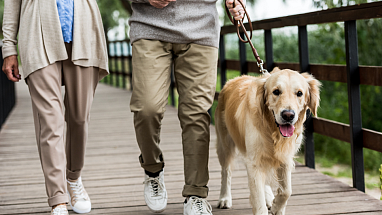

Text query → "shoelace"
[143,177,164,197]
[52,206,68,215]
[68,180,87,201]
[189,196,212,214]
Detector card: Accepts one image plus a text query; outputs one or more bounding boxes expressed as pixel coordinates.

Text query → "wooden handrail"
[221,1,382,34]
[217,60,382,87]
[313,117,382,153]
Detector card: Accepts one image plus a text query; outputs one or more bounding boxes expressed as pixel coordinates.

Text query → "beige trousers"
[27,43,99,206]
[130,39,218,198]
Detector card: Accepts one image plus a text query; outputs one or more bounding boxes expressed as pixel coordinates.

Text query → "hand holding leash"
[225,0,268,74]
[226,0,246,22]
[148,0,176,9]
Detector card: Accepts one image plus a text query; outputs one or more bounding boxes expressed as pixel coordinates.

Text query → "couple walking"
[2,0,245,214]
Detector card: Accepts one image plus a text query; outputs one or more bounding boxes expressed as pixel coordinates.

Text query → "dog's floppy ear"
[301,72,322,116]
[271,67,281,74]
[255,74,270,116]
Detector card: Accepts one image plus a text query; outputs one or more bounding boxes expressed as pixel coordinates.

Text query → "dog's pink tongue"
[279,124,295,137]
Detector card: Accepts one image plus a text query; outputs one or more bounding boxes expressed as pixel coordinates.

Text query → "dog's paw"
[217,198,232,209]
[267,204,272,211]
[270,206,285,215]
[265,186,274,210]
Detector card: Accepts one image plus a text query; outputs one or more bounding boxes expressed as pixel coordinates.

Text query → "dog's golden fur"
[215,68,321,215]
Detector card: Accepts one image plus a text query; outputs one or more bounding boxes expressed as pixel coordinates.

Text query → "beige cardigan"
[2,0,109,80]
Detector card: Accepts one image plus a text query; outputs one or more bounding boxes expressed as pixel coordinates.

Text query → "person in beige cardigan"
[2,0,108,214]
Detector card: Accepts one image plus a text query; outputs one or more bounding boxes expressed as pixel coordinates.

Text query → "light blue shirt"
[56,0,74,43]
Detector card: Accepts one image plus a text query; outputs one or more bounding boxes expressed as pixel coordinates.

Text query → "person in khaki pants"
[130,40,218,214]
[127,0,245,214]
[128,0,246,214]
[2,0,108,214]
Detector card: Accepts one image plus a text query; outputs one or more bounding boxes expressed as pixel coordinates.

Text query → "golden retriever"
[215,68,321,215]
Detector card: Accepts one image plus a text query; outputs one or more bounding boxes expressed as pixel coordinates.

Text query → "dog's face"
[258,68,321,137]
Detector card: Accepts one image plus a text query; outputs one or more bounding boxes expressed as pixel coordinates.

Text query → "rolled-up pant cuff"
[66,169,81,181]
[182,185,209,198]
[48,193,69,207]
[139,155,164,173]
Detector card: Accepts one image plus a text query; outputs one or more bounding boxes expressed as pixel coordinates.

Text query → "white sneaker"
[51,205,68,215]
[143,171,167,213]
[67,177,91,214]
[184,196,213,215]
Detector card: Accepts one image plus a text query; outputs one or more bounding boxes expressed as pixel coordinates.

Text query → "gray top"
[128,0,220,48]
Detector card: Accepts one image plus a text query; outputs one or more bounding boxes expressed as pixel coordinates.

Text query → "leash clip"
[257,60,269,75]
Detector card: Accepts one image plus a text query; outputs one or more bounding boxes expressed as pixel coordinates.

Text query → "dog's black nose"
[281,110,295,121]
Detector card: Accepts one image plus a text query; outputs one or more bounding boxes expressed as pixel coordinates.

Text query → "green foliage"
[313,0,372,8]
[306,1,382,174]
[309,23,346,64]
[322,171,335,177]
[96,0,129,37]
[273,31,299,63]
[0,0,4,37]
[316,156,335,168]
[337,169,353,178]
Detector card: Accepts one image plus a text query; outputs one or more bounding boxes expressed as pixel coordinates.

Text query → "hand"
[226,0,246,21]
[2,55,21,82]
[148,0,176,9]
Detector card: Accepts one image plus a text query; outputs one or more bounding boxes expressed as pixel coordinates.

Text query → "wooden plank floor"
[1,82,382,215]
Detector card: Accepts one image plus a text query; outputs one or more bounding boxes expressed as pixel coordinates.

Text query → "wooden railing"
[106,1,382,192]
[0,45,16,130]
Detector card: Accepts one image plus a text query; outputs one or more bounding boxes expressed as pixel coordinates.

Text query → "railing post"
[219,35,227,89]
[298,25,315,169]
[239,32,247,75]
[264,29,274,71]
[345,20,365,192]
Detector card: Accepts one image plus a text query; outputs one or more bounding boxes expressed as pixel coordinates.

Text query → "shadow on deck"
[1,82,381,215]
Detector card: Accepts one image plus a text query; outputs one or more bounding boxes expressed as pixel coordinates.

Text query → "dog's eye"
[273,89,280,96]
[297,91,303,97]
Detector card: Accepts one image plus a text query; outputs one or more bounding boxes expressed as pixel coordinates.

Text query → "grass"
[321,168,379,191]
[322,171,335,177]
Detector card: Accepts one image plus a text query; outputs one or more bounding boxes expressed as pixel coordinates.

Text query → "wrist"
[5,55,17,60]
[2,46,18,60]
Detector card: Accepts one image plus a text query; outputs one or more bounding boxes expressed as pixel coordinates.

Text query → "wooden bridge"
[1,82,382,215]
[2,1,382,214]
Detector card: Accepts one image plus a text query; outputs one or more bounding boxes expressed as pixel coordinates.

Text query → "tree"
[119,0,133,15]
[0,0,4,37]
[313,0,371,8]
[96,0,130,40]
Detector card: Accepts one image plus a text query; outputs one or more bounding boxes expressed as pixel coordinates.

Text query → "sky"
[216,0,319,26]
[245,0,317,20]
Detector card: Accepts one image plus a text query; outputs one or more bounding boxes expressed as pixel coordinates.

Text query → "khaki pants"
[130,39,218,198]
[27,43,99,206]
